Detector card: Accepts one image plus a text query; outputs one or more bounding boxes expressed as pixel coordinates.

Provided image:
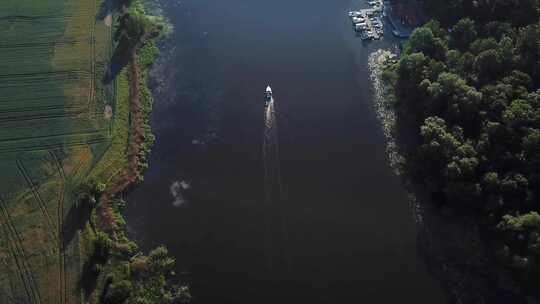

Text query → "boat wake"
[262,98,292,273]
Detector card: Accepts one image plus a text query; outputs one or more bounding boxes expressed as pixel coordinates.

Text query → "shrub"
[104,280,132,304]
[93,231,112,263]
[497,212,540,231]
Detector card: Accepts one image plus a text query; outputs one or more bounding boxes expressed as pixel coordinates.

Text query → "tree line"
[383,1,540,275]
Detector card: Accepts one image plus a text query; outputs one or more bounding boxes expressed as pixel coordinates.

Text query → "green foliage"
[138,41,159,68]
[419,116,461,162]
[90,3,189,302]
[104,280,132,304]
[385,7,540,273]
[96,245,190,304]
[113,3,155,58]
[523,128,540,153]
[93,231,113,263]
[422,0,540,26]
[450,18,476,51]
[148,246,176,273]
[502,99,535,127]
[497,212,540,231]
[482,172,500,192]
[116,7,151,43]
[407,26,447,60]
[78,180,105,207]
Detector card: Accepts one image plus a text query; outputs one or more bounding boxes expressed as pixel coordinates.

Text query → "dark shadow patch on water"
[415,202,530,304]
[96,0,121,21]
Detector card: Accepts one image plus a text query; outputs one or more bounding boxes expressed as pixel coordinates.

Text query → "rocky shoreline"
[368,49,402,174]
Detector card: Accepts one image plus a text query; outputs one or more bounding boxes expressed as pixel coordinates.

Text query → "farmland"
[0,0,123,302]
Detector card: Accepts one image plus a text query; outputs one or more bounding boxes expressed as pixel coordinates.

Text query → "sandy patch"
[104,105,113,120]
[104,14,112,27]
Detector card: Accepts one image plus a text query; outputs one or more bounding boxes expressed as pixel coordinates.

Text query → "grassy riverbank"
[79,2,191,303]
[0,0,187,302]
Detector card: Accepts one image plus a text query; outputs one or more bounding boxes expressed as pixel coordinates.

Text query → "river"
[125,0,446,302]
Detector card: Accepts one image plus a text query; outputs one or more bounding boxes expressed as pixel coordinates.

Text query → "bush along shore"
[78,1,191,303]
[380,1,540,301]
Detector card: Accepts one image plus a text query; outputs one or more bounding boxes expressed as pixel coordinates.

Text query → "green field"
[0,0,124,302]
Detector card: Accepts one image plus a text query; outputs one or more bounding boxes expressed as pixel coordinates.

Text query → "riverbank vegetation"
[383,0,540,282]
[80,0,191,303]
[80,197,190,304]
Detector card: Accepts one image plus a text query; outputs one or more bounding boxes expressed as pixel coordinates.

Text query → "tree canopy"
[384,3,540,276]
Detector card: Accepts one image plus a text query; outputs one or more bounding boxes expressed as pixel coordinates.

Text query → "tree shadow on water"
[96,0,121,21]
[414,193,529,304]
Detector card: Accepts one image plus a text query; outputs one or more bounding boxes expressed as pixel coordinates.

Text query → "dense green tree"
[395,52,430,122]
[475,49,503,82]
[503,99,535,128]
[426,72,482,132]
[384,2,540,275]
[523,128,540,157]
[423,20,447,41]
[423,0,539,26]
[104,280,132,304]
[469,37,498,55]
[127,246,190,304]
[450,18,477,51]
[498,212,540,231]
[484,21,513,41]
[408,27,447,60]
[418,116,461,177]
[93,232,112,263]
[482,171,500,193]
[516,23,540,83]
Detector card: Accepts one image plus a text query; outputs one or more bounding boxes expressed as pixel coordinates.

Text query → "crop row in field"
[0,0,117,302]
[0,0,116,152]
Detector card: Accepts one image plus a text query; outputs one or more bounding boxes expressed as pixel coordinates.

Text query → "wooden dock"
[348,0,385,40]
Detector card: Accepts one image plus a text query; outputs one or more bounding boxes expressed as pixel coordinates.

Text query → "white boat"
[352,17,366,23]
[265,85,272,107]
[355,23,367,31]
[348,11,361,17]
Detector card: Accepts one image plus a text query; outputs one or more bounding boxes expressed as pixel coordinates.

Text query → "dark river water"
[126,0,446,302]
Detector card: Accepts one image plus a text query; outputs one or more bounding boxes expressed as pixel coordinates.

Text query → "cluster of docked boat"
[348,0,385,40]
